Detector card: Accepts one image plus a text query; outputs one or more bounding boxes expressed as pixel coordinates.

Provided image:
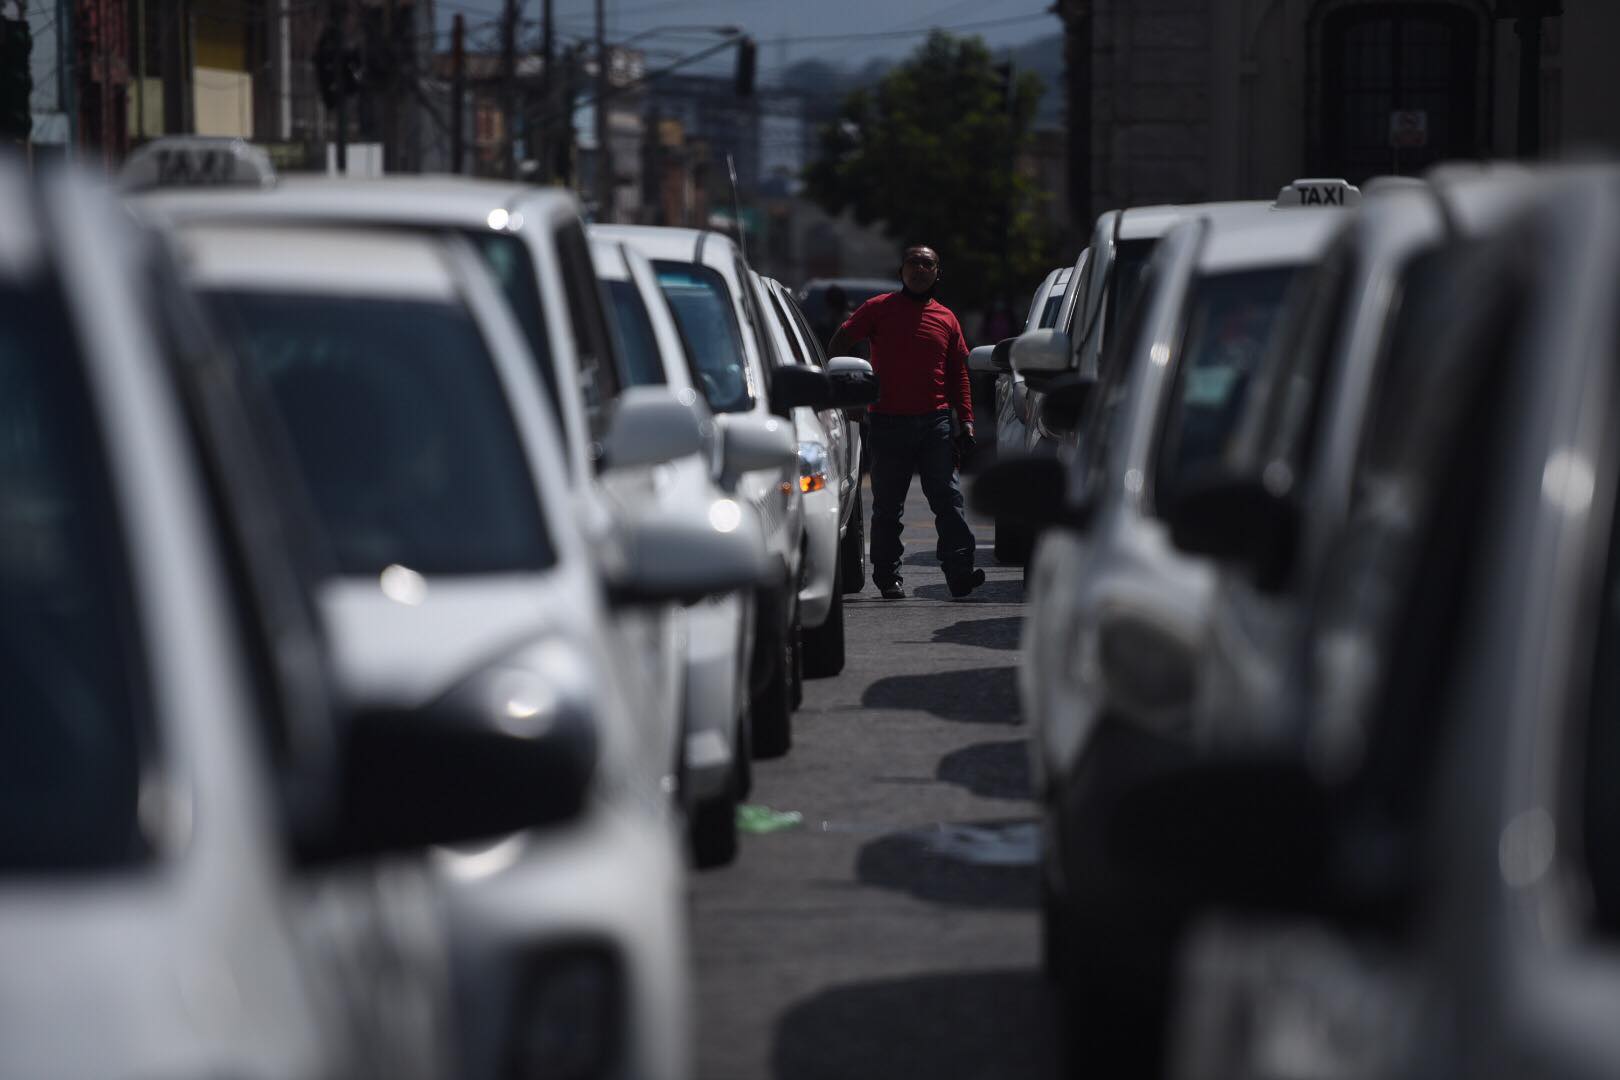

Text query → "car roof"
[177,222,460,299]
[590,223,739,269]
[139,175,582,231]
[588,235,631,280]
[1194,204,1352,273]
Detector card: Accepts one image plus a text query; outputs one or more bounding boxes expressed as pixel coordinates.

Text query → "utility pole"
[500,0,517,177]
[594,0,610,221]
[450,12,464,173]
[538,0,552,178]
[332,0,347,173]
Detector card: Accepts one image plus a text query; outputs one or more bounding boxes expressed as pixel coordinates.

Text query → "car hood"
[318,571,590,709]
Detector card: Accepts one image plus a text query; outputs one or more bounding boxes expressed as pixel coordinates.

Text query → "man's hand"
[953,422,975,468]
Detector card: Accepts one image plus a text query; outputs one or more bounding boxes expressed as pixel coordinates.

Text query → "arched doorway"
[1316,2,1488,181]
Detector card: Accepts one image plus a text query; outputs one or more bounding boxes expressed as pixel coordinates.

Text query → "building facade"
[1064,0,1620,218]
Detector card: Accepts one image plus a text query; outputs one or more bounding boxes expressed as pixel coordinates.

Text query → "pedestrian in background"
[830,244,984,600]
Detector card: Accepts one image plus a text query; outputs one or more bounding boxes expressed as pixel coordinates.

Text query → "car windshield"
[653,262,753,413]
[1,276,151,871]
[207,291,554,576]
[464,231,561,422]
[604,279,666,387]
[1156,267,1299,503]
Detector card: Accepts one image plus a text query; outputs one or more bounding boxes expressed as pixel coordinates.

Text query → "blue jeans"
[868,410,976,587]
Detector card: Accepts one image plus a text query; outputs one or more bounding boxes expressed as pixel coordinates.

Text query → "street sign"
[1389,110,1429,149]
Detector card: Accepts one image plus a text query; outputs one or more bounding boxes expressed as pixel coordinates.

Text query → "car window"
[0,274,153,871]
[766,286,809,366]
[653,261,753,413]
[604,279,666,387]
[1105,239,1158,345]
[1584,464,1620,935]
[1039,293,1064,329]
[1155,267,1300,506]
[1074,256,1162,500]
[780,288,827,366]
[555,221,622,458]
[207,291,554,576]
[465,231,561,423]
[1354,246,1452,496]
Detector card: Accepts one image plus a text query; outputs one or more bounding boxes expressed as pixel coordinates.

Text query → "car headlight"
[510,945,624,1080]
[798,440,829,493]
[1095,612,1197,720]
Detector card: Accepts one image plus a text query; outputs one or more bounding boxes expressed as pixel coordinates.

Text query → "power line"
[761,11,1054,47]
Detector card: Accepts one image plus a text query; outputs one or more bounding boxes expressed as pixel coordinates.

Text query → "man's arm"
[828,297,878,358]
[948,321,973,425]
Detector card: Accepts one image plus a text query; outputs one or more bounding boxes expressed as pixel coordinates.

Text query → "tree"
[804,31,1050,316]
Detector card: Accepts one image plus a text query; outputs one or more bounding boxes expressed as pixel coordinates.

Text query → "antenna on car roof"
[726,153,747,264]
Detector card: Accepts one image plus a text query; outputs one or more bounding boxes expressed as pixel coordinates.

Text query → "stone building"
[1058,0,1620,220]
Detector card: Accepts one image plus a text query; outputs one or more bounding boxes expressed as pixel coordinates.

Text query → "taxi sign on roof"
[1274,178,1361,209]
[120,137,277,193]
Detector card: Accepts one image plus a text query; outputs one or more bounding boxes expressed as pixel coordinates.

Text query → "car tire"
[840,495,865,593]
[789,602,804,710]
[690,784,739,868]
[751,622,793,759]
[802,577,845,677]
[994,514,1032,565]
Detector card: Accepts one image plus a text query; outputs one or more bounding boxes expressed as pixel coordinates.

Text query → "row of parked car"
[973,164,1620,1078]
[1,138,880,1079]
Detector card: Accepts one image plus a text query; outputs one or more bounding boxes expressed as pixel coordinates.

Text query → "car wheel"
[789,601,804,709]
[994,514,1031,565]
[751,621,792,759]
[840,495,865,593]
[690,780,740,868]
[802,575,845,677]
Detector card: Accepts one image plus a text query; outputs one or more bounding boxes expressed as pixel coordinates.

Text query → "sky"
[438,0,1064,82]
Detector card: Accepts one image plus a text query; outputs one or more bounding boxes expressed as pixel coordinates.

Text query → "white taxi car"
[974,180,1359,1074]
[180,222,767,1080]
[138,177,729,821]
[590,233,795,866]
[595,224,836,758]
[754,272,877,678]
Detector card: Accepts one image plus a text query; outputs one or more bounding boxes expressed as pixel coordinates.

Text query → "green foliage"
[805,31,1052,315]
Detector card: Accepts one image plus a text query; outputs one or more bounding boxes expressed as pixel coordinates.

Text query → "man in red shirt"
[830,244,984,599]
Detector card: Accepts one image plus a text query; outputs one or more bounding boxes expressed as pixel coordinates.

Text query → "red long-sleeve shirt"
[839,293,974,423]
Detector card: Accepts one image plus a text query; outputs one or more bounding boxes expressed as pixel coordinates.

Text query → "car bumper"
[682,591,751,801]
[438,801,691,1080]
[798,484,840,628]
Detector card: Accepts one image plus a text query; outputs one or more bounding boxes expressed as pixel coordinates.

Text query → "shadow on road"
[771,969,1059,1080]
[862,666,1018,723]
[936,739,1032,801]
[932,616,1022,651]
[914,579,1025,604]
[855,818,1038,909]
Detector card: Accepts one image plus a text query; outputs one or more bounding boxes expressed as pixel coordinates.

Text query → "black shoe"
[876,581,905,600]
[947,568,986,598]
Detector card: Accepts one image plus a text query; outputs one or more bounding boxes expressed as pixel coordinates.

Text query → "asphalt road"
[689,479,1062,1080]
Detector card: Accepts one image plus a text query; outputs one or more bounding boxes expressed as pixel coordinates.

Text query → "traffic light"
[314,25,362,110]
[734,35,756,98]
[0,14,32,144]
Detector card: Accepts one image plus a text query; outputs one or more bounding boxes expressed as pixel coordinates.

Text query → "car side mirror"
[969,341,1015,375]
[1011,329,1074,378]
[601,387,705,471]
[969,455,1093,531]
[1166,465,1299,590]
[311,688,598,861]
[715,413,797,488]
[1032,371,1097,434]
[825,356,879,408]
[770,364,833,414]
[1106,753,1329,913]
[602,503,777,607]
